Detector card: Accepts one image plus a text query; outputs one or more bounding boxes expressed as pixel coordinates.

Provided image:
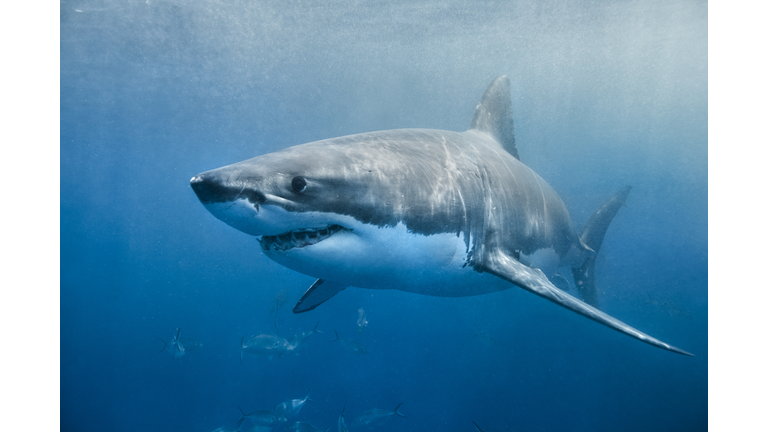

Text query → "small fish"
[350,402,406,428]
[274,390,312,419]
[357,308,368,333]
[286,421,330,432]
[237,406,287,427]
[287,322,324,353]
[157,328,201,362]
[330,330,368,355]
[240,333,292,363]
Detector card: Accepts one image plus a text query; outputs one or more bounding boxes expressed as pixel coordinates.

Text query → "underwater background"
[60,1,707,431]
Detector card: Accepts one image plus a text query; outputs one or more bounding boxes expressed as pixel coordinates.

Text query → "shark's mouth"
[259,225,348,252]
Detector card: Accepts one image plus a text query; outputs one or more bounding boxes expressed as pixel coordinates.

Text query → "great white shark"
[190,76,692,356]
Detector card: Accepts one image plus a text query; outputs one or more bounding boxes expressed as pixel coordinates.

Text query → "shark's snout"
[190,172,266,206]
[190,173,225,204]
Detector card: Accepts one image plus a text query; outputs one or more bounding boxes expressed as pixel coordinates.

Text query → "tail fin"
[572,186,631,308]
[313,321,325,334]
[156,337,168,353]
[331,330,340,342]
[394,402,406,418]
[237,405,246,424]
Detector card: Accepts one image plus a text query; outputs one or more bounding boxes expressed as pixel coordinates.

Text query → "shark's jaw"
[258,225,349,252]
[198,197,356,250]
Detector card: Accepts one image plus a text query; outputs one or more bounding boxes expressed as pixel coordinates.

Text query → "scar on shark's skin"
[191,76,693,356]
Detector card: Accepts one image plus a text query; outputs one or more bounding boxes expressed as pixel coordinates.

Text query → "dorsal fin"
[469,75,518,160]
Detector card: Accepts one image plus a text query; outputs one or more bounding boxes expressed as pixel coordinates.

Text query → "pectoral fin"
[482,250,693,356]
[293,279,348,313]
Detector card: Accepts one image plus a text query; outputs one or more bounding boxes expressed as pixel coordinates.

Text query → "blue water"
[61,1,707,431]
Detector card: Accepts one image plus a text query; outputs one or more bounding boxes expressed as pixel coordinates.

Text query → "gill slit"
[225,185,246,210]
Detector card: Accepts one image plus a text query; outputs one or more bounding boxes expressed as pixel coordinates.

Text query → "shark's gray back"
[249,127,578,269]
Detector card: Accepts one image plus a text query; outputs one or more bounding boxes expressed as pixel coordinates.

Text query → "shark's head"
[190,138,370,245]
[190,133,467,287]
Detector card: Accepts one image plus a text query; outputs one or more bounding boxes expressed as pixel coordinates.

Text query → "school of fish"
[158,311,526,430]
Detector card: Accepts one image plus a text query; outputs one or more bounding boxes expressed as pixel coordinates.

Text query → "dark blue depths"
[61,1,707,431]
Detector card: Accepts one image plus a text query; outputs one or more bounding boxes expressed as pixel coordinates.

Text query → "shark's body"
[190,76,691,356]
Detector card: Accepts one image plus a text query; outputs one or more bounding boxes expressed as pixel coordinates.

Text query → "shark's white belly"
[271,228,513,297]
[205,201,556,297]
[259,214,509,297]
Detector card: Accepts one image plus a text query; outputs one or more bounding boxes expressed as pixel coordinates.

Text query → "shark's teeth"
[260,225,347,251]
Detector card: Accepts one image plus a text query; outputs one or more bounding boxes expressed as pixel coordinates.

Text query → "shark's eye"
[292,176,307,192]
